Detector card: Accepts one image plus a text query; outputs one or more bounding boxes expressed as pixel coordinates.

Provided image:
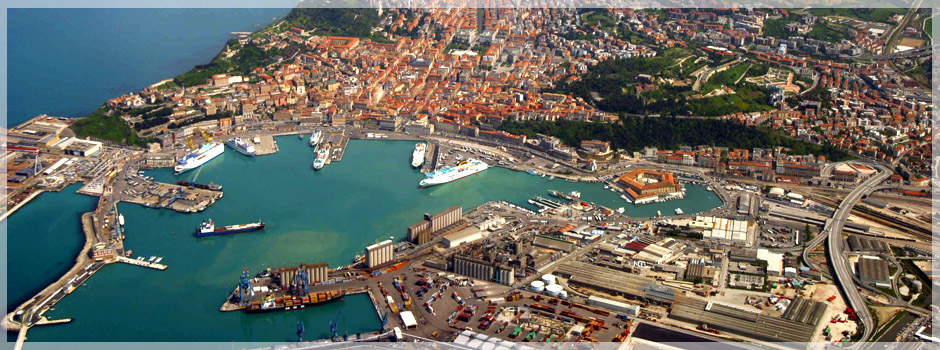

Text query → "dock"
[252,134,278,156]
[327,132,349,162]
[420,141,438,173]
[117,180,222,213]
[116,256,167,270]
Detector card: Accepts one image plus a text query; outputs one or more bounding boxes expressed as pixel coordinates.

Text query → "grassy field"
[808,8,907,24]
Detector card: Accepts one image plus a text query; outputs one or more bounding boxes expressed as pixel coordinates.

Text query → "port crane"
[196,127,213,143]
[296,321,305,342]
[294,264,309,296]
[329,308,347,342]
[237,268,253,305]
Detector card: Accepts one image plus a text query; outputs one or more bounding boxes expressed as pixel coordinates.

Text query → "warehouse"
[858,256,891,288]
[587,295,640,315]
[668,296,823,343]
[553,261,676,305]
[442,226,484,248]
[847,235,889,254]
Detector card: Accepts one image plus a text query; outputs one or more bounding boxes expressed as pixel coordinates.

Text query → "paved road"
[822,163,891,345]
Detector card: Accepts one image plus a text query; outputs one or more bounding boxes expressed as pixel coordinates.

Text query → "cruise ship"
[309,130,322,147]
[419,159,488,187]
[174,142,224,175]
[412,143,427,168]
[225,138,256,156]
[312,147,329,170]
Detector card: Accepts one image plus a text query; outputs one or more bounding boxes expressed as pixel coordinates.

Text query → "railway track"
[809,195,932,241]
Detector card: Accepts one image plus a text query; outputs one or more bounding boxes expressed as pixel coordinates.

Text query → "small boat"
[124,250,134,257]
[548,175,555,180]
[148,256,156,263]
[617,207,625,214]
[299,134,304,139]
[675,208,684,215]
[154,257,163,263]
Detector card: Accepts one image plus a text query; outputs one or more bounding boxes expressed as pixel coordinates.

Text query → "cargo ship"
[419,159,488,187]
[312,147,329,170]
[412,143,426,168]
[176,180,223,191]
[174,142,224,174]
[225,137,256,156]
[195,219,265,237]
[309,130,322,147]
[246,290,344,313]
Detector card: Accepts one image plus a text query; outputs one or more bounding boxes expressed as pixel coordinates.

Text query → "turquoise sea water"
[7,8,290,126]
[18,138,722,342]
[5,183,98,310]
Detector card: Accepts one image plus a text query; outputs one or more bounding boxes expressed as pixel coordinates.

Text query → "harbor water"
[5,183,98,311]
[21,138,721,342]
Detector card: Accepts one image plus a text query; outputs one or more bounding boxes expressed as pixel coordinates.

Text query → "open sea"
[7,8,290,126]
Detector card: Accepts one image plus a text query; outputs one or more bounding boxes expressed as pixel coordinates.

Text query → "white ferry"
[419,159,488,187]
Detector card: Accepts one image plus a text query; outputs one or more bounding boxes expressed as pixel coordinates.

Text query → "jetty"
[116,256,167,270]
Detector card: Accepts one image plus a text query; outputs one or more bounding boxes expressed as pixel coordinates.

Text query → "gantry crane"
[329,308,347,342]
[237,268,253,305]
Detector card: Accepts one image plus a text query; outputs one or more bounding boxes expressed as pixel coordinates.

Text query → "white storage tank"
[529,280,545,292]
[541,274,557,285]
[558,291,568,299]
[545,284,563,297]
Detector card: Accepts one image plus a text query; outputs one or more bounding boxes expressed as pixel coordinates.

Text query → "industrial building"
[553,261,676,305]
[532,234,575,253]
[668,296,825,343]
[688,216,751,243]
[452,255,515,285]
[757,249,784,276]
[407,205,463,244]
[858,256,891,288]
[632,238,679,264]
[54,138,103,157]
[587,295,640,315]
[442,227,484,248]
[847,235,889,254]
[276,263,328,289]
[365,239,394,268]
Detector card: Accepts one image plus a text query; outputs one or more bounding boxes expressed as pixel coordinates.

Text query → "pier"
[252,134,278,156]
[116,256,167,270]
[421,141,438,173]
[327,131,349,162]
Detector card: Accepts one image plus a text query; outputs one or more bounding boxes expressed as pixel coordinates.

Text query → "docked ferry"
[309,130,322,147]
[174,142,224,175]
[419,159,488,187]
[412,143,427,168]
[312,147,329,170]
[225,137,256,156]
[195,219,265,237]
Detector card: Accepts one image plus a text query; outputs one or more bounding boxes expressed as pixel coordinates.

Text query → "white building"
[442,227,484,248]
[366,239,394,268]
